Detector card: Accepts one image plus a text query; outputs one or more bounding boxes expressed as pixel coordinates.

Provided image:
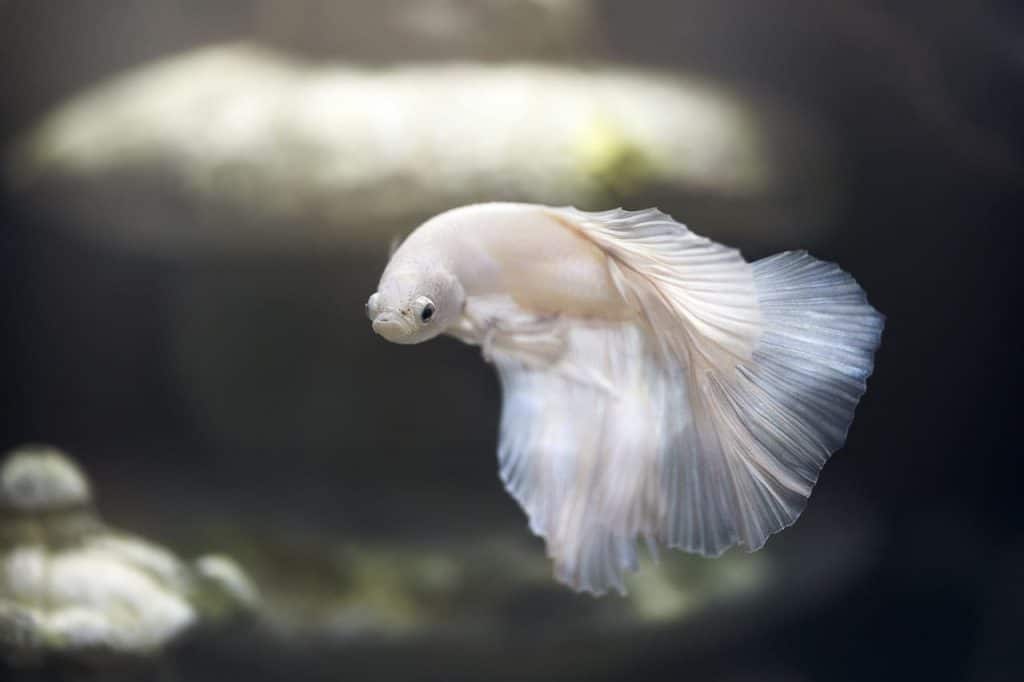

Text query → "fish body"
[368,202,883,595]
[376,203,630,326]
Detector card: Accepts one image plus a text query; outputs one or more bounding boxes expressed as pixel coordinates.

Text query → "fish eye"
[366,293,380,320]
[413,296,435,324]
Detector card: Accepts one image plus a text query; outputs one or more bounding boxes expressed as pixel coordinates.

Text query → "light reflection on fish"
[367,203,883,595]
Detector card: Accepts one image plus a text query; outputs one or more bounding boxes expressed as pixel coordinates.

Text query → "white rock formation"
[0,445,256,663]
[8,44,834,253]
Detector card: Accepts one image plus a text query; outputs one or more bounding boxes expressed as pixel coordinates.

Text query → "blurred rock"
[195,555,259,610]
[0,446,91,512]
[0,445,256,665]
[7,43,836,255]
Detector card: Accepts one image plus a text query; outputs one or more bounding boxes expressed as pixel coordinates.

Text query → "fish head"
[367,266,463,345]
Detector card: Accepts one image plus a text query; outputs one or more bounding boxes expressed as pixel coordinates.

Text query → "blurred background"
[1,1,1021,680]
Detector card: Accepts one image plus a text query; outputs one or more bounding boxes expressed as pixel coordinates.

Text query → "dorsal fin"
[549,207,763,374]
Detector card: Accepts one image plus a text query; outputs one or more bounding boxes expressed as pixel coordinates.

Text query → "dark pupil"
[421,304,434,321]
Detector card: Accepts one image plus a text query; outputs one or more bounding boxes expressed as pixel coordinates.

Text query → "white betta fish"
[368,203,883,595]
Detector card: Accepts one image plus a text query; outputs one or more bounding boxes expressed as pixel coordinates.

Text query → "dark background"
[2,2,1022,680]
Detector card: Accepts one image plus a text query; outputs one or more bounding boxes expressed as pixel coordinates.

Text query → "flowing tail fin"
[553,208,885,559]
[492,207,884,594]
[666,250,884,556]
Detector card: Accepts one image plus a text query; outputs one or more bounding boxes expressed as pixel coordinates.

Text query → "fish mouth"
[372,311,415,342]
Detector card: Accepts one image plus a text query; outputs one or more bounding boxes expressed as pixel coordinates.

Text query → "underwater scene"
[1,2,1021,681]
